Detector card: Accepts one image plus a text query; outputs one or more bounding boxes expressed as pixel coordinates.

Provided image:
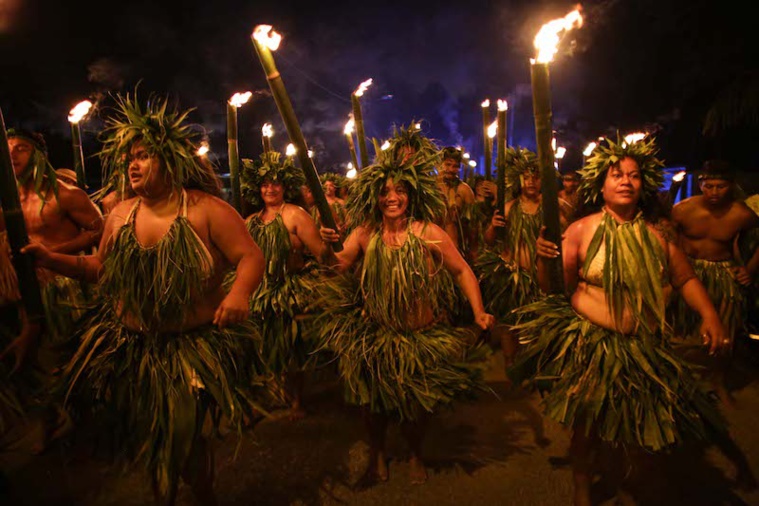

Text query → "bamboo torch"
[262,123,273,153]
[226,91,252,212]
[251,25,342,250]
[351,79,372,169]
[668,170,687,205]
[582,141,597,167]
[530,7,583,294]
[0,108,45,325]
[344,117,360,172]
[481,99,492,179]
[487,120,497,180]
[495,99,509,240]
[67,100,93,190]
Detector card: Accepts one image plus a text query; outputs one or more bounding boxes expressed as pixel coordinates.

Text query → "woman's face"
[261,180,285,206]
[602,157,642,208]
[128,141,167,196]
[378,178,409,219]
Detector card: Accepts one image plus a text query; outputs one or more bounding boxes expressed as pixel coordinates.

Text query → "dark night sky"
[1,0,757,187]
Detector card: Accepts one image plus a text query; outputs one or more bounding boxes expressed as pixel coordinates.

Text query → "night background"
[1,0,758,191]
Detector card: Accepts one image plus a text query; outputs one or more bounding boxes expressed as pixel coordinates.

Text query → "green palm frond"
[240,151,305,210]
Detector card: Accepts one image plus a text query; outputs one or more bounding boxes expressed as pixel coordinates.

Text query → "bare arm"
[320,225,366,274]
[420,223,494,330]
[50,186,104,254]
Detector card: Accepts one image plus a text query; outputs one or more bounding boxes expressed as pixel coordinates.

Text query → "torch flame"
[229,91,253,108]
[497,99,508,111]
[468,160,477,168]
[551,137,557,151]
[353,78,373,97]
[414,123,421,130]
[583,141,597,156]
[673,170,686,183]
[68,100,93,124]
[623,132,646,146]
[253,25,282,51]
[380,141,391,151]
[286,143,296,156]
[463,153,470,160]
[262,123,273,137]
[481,99,490,108]
[533,7,583,64]
[346,167,358,179]
[555,146,567,159]
[344,118,355,135]
[196,142,209,156]
[487,120,497,139]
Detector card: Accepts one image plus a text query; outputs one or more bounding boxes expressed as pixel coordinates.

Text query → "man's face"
[440,158,460,183]
[561,174,580,194]
[8,137,34,176]
[699,178,732,207]
[323,181,337,197]
[521,172,541,198]
[378,178,409,219]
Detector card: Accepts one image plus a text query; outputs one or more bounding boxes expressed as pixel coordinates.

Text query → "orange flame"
[481,99,490,108]
[353,78,373,97]
[253,25,282,51]
[487,121,497,139]
[286,143,296,156]
[673,170,686,183]
[623,132,646,146]
[262,123,273,137]
[229,91,253,108]
[344,118,355,135]
[68,100,93,123]
[497,99,508,112]
[533,7,583,64]
[583,141,597,156]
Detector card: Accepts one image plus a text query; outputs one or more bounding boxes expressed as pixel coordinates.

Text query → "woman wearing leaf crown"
[22,92,269,506]
[509,135,732,506]
[238,152,333,420]
[318,125,495,487]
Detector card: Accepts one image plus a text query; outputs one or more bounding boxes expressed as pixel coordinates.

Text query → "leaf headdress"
[501,147,539,196]
[374,121,441,166]
[347,133,445,229]
[320,172,346,189]
[240,151,305,210]
[7,129,58,202]
[98,91,219,196]
[577,134,664,209]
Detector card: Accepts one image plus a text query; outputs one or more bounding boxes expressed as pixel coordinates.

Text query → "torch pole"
[226,102,242,212]
[0,107,45,324]
[252,36,343,250]
[482,105,492,180]
[70,122,87,189]
[530,62,564,294]
[346,133,359,173]
[351,94,369,169]
[496,106,508,240]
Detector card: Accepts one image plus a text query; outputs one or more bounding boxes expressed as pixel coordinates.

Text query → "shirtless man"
[436,146,476,262]
[558,169,581,218]
[671,159,759,405]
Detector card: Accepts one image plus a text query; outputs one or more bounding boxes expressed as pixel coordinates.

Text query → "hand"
[491,211,506,229]
[536,226,560,259]
[213,291,250,329]
[20,241,53,268]
[482,181,497,198]
[730,266,752,286]
[474,312,496,331]
[320,226,340,243]
[699,316,729,355]
[0,320,41,374]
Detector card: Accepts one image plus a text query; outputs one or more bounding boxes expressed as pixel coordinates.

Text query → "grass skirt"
[475,248,540,325]
[508,295,725,451]
[62,304,270,496]
[671,258,745,341]
[313,274,491,421]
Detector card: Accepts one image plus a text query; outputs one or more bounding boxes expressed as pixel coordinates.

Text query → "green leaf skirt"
[61,304,271,496]
[313,274,491,421]
[508,295,725,452]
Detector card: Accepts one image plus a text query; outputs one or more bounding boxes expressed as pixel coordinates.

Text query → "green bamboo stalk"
[251,28,343,251]
[496,104,508,241]
[0,108,46,323]
[346,132,359,173]
[70,122,87,189]
[481,100,492,180]
[226,101,242,212]
[530,62,564,294]
[351,94,369,169]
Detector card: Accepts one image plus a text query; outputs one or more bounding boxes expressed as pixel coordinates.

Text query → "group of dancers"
[1,91,758,505]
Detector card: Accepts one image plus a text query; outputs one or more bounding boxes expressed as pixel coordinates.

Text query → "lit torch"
[251,24,342,250]
[344,117,360,174]
[582,140,597,166]
[226,91,252,212]
[668,169,687,205]
[262,123,273,153]
[496,99,509,227]
[481,99,492,179]
[68,100,93,190]
[351,78,373,169]
[530,6,583,294]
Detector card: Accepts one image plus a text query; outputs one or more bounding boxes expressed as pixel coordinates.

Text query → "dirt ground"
[2,342,759,506]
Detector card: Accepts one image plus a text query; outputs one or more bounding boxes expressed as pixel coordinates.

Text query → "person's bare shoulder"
[671,195,700,222]
[732,200,759,229]
[106,197,138,228]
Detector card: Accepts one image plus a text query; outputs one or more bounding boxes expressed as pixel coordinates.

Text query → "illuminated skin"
[320,177,494,486]
[559,173,580,210]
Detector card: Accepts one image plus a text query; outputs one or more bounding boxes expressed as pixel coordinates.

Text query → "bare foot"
[354,452,388,490]
[409,456,427,485]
